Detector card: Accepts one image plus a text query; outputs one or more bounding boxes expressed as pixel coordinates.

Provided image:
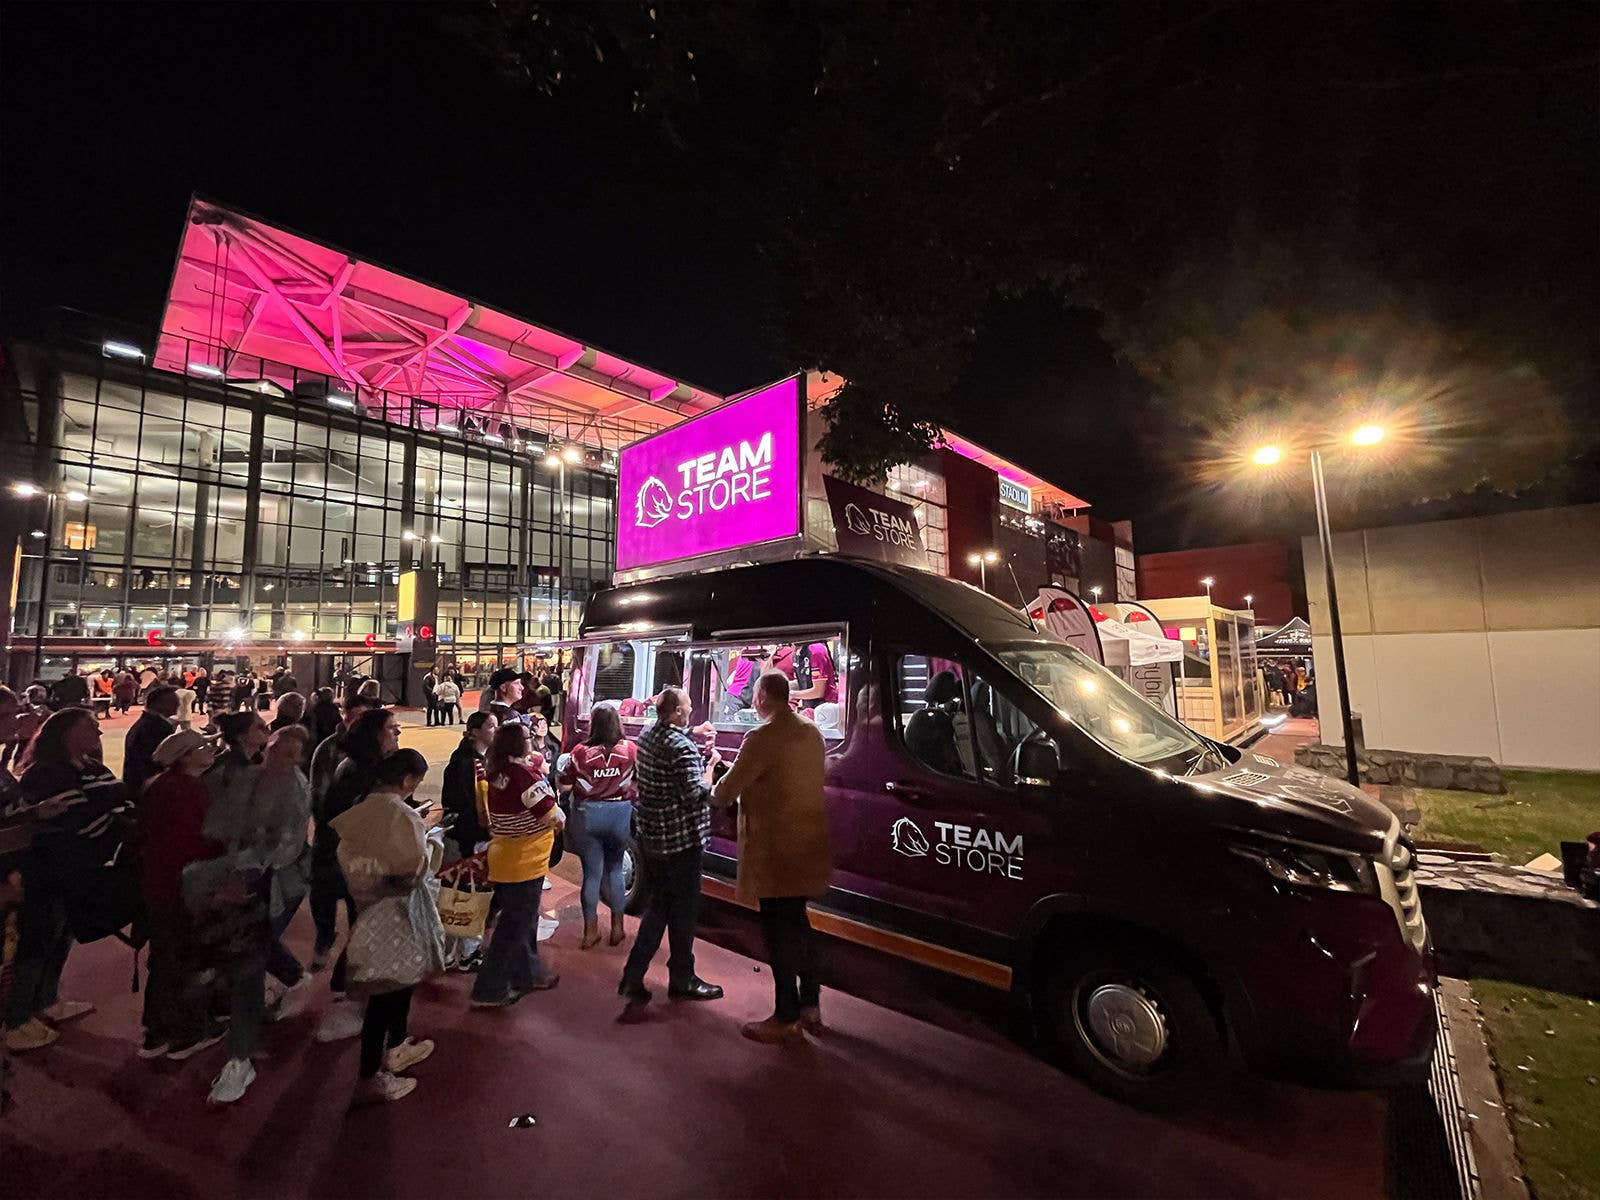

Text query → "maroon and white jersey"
[560,741,638,804]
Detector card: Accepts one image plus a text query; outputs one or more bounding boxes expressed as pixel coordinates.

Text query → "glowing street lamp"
[966,549,1000,591]
[1249,424,1387,786]
[1244,593,1254,609]
[1089,584,1103,604]
[1201,576,1214,599]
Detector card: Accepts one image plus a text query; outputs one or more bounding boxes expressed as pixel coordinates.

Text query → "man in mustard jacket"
[711,671,833,1043]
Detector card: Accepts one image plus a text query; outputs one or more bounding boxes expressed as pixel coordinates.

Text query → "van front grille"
[1390,839,1426,948]
[1377,821,1428,952]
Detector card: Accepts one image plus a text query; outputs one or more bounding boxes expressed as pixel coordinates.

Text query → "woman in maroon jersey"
[560,704,638,948]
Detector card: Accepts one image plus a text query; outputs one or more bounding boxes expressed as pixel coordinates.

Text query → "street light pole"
[966,550,999,593]
[33,494,55,675]
[1310,448,1361,788]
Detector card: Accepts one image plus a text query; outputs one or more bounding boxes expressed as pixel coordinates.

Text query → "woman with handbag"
[3,708,130,1053]
[469,722,563,1008]
[206,721,316,1016]
[331,748,444,1103]
[200,711,310,1105]
[560,704,637,949]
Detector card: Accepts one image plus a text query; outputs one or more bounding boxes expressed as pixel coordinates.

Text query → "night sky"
[3,3,1595,550]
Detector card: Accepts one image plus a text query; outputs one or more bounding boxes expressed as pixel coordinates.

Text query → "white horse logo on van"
[892,816,930,858]
[843,502,872,537]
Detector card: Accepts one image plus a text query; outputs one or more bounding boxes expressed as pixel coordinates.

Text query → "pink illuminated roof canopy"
[157,198,721,450]
[938,430,1091,513]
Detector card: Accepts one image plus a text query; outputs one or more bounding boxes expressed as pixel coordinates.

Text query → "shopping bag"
[346,879,446,997]
[436,859,492,941]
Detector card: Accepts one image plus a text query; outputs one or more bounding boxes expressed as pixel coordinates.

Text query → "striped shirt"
[14,758,131,857]
[634,721,711,857]
[484,756,556,883]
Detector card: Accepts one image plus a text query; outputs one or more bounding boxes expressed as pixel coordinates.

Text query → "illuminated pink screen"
[616,376,802,571]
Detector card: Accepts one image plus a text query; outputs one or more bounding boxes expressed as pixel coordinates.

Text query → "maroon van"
[566,558,1434,1105]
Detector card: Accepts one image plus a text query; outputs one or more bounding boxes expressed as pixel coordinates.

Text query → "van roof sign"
[615,375,803,574]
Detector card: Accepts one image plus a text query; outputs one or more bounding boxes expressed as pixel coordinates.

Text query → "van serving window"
[700,630,847,740]
[570,635,690,728]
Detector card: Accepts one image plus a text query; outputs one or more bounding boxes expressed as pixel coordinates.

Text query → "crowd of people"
[1262,659,1316,715]
[0,656,834,1109]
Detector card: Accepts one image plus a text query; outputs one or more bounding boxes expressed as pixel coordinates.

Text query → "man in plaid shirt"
[619,687,724,1009]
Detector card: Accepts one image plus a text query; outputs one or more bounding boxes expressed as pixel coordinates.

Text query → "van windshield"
[997,642,1220,774]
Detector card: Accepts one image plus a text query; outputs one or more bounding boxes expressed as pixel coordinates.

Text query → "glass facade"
[5,340,623,680]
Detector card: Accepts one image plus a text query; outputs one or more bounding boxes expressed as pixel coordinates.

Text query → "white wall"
[1305,505,1600,771]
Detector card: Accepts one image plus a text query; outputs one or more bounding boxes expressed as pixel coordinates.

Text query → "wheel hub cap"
[1084,983,1168,1068]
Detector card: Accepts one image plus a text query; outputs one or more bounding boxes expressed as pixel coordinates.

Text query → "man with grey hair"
[712,671,832,1042]
[618,686,723,1012]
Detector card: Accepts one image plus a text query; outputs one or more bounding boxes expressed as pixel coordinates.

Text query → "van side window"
[895,655,978,780]
[967,670,1048,787]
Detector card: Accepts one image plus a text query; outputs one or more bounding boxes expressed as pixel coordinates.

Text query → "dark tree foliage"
[458,1,1598,505]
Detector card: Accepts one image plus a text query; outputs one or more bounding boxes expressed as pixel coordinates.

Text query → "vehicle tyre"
[622,836,645,915]
[1043,941,1222,1110]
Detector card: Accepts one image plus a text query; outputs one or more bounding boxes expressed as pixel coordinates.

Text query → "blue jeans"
[574,801,631,924]
[470,878,552,1001]
[621,845,703,992]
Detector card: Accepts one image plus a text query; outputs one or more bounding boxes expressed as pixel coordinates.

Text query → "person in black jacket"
[308,707,400,1040]
[123,684,179,796]
[304,686,342,748]
[441,711,496,861]
[4,708,131,1053]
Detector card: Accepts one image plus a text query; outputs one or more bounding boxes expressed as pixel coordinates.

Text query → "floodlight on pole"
[1244,423,1389,787]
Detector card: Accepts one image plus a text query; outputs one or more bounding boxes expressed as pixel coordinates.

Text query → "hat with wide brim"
[153,727,213,766]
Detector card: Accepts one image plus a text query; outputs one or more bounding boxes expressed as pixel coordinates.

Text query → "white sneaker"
[384,1036,434,1074]
[41,999,94,1023]
[358,1070,417,1103]
[4,1018,59,1052]
[542,878,552,891]
[208,1057,256,1105]
[313,1000,365,1043]
[268,976,313,1022]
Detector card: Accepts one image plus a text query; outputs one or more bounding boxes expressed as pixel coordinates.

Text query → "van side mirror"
[1012,737,1060,788]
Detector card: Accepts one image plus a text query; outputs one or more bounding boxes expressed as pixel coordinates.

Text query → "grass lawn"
[1473,980,1600,1200]
[1409,770,1600,865]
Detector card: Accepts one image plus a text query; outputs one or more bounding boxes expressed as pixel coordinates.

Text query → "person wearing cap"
[485,668,531,730]
[137,728,225,1061]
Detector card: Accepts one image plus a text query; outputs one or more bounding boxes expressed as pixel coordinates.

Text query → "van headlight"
[1229,837,1377,894]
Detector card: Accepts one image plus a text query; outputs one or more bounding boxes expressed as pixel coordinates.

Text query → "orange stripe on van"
[699,875,1013,991]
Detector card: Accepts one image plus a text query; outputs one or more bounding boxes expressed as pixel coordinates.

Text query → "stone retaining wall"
[1294,743,1505,793]
[1419,857,1600,999]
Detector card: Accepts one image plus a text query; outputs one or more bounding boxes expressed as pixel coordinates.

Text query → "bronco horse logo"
[634,476,674,528]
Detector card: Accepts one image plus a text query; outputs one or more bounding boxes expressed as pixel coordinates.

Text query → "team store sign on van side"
[893,816,1024,879]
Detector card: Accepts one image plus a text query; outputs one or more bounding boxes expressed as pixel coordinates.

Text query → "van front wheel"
[1044,944,1221,1109]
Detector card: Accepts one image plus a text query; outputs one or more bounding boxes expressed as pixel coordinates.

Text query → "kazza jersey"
[560,742,639,803]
